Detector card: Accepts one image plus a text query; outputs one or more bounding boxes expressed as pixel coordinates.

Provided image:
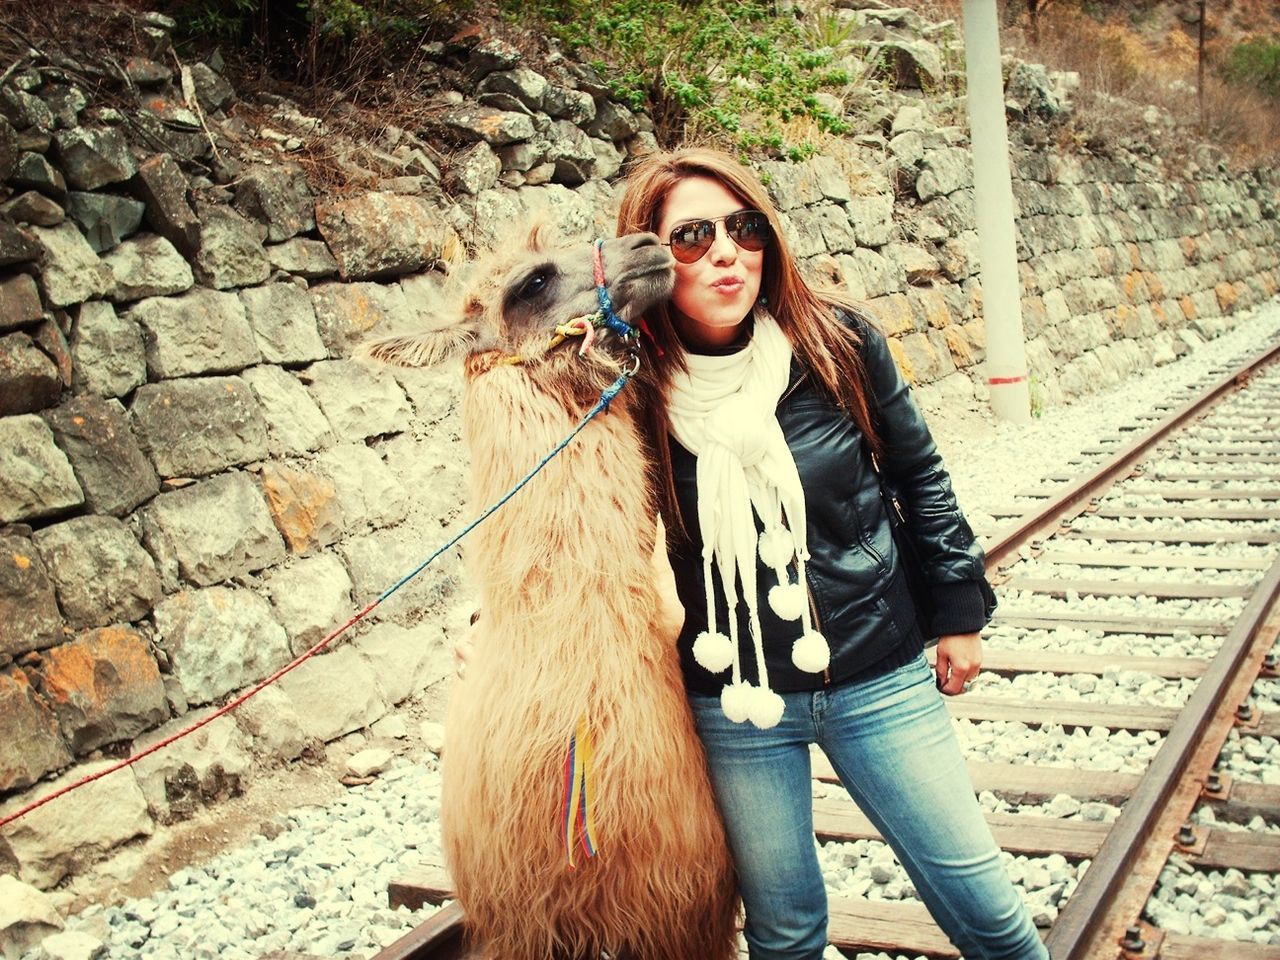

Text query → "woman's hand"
[934,632,982,695]
[454,610,479,679]
[652,516,686,643]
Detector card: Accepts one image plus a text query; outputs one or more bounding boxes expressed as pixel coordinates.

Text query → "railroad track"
[375,342,1280,960]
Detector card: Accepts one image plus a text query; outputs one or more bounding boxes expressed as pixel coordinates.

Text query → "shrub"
[1221,37,1280,99]
[506,0,874,159]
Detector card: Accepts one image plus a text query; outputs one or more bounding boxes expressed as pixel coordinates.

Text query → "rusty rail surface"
[982,341,1280,570]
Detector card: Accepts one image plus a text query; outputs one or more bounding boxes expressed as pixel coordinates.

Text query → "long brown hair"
[616,147,884,543]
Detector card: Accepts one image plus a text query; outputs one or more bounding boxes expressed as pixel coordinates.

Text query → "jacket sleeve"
[848,312,995,634]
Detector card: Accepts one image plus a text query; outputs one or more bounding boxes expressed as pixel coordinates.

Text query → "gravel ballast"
[21,299,1280,957]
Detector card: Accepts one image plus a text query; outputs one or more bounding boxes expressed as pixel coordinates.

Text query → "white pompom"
[758,528,794,569]
[792,631,830,673]
[721,682,752,724]
[768,582,806,621]
[747,687,786,729]
[692,631,734,674]
[705,398,769,466]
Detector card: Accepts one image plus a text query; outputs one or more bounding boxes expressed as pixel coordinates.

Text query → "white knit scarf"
[667,308,830,728]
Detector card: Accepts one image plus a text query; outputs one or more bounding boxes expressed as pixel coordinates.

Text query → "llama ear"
[357,322,479,368]
[527,219,554,253]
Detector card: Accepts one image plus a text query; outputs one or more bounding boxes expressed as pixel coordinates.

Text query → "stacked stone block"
[754,124,1279,409]
[0,9,1278,891]
[0,21,464,888]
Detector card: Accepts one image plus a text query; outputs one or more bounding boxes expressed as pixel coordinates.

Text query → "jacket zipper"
[779,372,807,406]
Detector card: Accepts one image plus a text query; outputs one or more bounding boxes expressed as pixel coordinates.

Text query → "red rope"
[2,251,637,832]
[0,598,380,831]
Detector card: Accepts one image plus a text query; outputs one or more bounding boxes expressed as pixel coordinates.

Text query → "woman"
[617,148,1049,960]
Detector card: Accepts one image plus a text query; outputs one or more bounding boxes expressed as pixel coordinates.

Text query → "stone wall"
[760,124,1278,412]
[1,10,1277,887]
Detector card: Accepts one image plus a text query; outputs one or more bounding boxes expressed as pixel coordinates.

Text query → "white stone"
[346,748,393,779]
[101,234,194,302]
[355,622,447,706]
[420,721,445,755]
[276,644,388,742]
[35,929,105,960]
[32,222,114,306]
[371,715,408,740]
[232,685,310,762]
[265,553,354,653]
[131,710,253,819]
[0,762,152,889]
[0,876,64,958]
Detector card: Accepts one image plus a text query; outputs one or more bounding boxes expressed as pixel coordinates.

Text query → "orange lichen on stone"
[12,553,31,570]
[1094,246,1115,276]
[868,293,914,337]
[36,626,164,754]
[1179,296,1197,320]
[343,289,380,335]
[1179,236,1199,265]
[1122,272,1142,302]
[1143,272,1165,300]
[90,626,162,687]
[1215,282,1239,313]
[260,463,340,554]
[1111,304,1133,333]
[912,287,952,330]
[41,627,161,706]
[943,325,974,367]
[1151,302,1167,326]
[40,643,94,709]
[886,337,913,383]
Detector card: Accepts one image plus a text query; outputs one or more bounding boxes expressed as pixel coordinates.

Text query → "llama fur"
[365,226,739,960]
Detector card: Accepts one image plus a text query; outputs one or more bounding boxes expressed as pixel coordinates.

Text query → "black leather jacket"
[669,313,994,695]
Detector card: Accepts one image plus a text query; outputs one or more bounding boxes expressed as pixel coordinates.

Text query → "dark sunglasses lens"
[727,211,771,251]
[669,220,715,263]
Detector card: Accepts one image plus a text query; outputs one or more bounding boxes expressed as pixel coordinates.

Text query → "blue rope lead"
[381,239,640,604]
[377,370,635,604]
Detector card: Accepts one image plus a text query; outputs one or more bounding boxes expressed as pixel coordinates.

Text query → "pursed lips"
[711,277,744,292]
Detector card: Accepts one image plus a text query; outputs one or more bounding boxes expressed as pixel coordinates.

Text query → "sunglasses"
[663,210,773,264]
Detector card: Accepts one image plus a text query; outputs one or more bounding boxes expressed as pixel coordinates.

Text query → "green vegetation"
[505,0,872,159]
[1221,37,1280,99]
[168,0,257,42]
[1028,375,1046,419]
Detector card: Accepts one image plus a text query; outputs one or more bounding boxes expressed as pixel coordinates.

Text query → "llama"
[365,226,739,960]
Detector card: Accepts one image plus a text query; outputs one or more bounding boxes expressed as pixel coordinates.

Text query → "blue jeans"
[689,653,1048,960]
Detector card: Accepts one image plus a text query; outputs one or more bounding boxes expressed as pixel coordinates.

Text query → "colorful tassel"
[561,714,599,868]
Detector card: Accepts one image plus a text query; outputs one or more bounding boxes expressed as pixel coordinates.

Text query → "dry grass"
[1012,6,1280,168]
[890,0,1280,170]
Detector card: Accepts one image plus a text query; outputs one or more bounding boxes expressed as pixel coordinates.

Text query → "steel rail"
[1043,555,1280,960]
[981,341,1280,571]
[373,901,468,960]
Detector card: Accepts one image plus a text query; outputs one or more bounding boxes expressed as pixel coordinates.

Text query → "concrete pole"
[962,0,1031,423]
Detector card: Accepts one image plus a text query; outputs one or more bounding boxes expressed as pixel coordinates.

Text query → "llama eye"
[516,270,554,301]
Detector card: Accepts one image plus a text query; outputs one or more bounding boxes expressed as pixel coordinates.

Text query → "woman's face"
[656,176,765,351]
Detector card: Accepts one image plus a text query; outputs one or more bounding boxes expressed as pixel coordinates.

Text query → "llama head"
[362,223,674,386]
